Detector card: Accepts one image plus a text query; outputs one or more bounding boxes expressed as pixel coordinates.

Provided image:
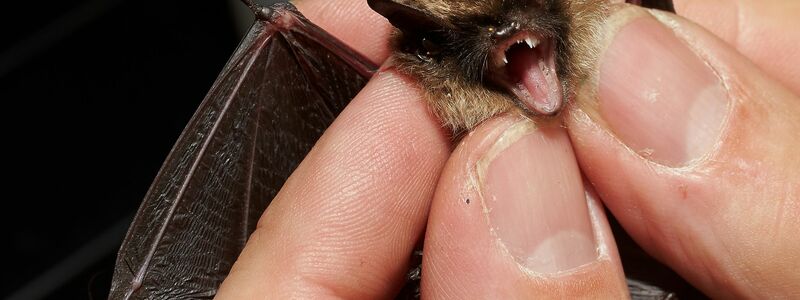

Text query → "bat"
[110,0,696,299]
[371,0,674,137]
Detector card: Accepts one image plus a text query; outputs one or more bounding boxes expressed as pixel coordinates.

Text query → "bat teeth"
[512,37,539,49]
[497,52,509,66]
[494,33,543,67]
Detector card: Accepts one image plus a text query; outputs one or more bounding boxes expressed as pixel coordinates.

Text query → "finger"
[215,71,449,299]
[674,0,800,94]
[421,115,629,298]
[567,6,800,298]
[296,0,393,63]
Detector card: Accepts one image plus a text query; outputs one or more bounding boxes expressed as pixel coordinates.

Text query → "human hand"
[565,1,800,298]
[215,0,800,298]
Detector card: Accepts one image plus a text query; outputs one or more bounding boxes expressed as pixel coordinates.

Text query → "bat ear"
[368,0,446,33]
[626,0,675,12]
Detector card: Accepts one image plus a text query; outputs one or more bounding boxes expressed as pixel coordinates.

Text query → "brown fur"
[386,0,609,137]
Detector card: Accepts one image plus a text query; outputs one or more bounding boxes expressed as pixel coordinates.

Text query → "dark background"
[1,0,278,298]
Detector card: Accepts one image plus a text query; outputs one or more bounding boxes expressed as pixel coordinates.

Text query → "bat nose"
[491,22,521,40]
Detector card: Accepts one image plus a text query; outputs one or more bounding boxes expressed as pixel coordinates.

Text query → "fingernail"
[477,120,597,274]
[598,13,729,166]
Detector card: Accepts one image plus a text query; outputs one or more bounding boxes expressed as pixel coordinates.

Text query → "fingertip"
[295,0,392,63]
[567,6,800,298]
[672,0,800,95]
[422,115,628,298]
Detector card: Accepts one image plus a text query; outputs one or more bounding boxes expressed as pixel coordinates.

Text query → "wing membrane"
[110,4,377,299]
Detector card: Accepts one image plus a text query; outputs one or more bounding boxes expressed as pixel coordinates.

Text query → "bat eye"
[416,36,443,61]
[421,37,442,55]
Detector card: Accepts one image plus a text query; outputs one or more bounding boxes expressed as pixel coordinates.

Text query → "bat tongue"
[508,43,562,115]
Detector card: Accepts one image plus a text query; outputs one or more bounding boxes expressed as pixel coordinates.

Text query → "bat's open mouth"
[489,31,562,115]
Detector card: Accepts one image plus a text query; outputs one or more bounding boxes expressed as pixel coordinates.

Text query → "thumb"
[567,6,800,299]
[421,116,629,298]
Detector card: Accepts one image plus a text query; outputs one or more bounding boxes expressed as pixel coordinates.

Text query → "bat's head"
[370,0,606,135]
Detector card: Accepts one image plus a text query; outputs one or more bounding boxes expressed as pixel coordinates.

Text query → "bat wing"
[109,4,377,299]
